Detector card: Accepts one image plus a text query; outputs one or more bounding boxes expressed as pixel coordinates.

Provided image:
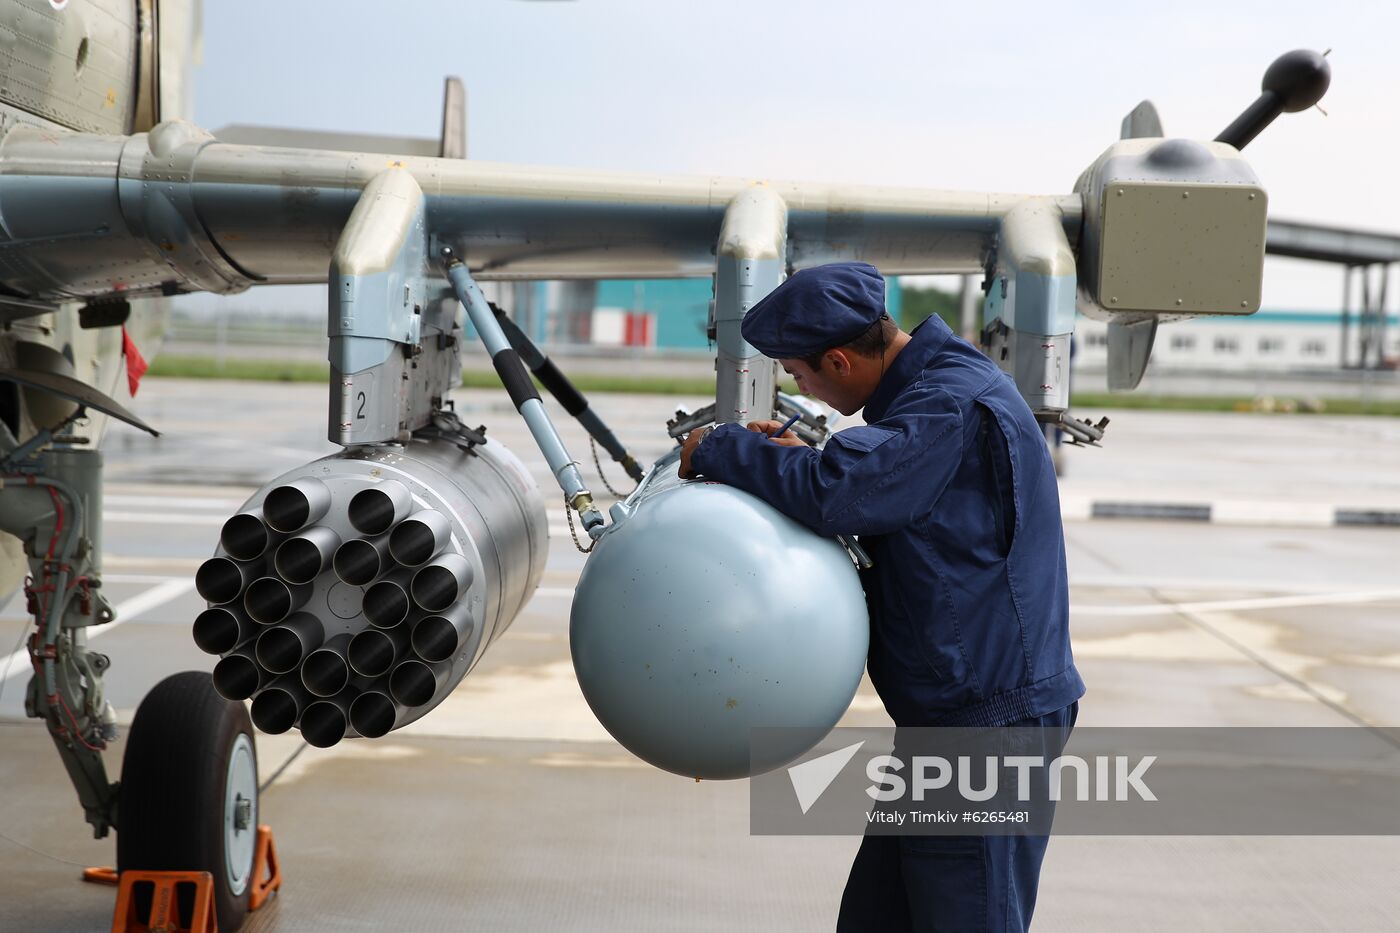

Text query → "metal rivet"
[1175,298,1183,306]
[1248,193,1256,200]
[1240,300,1249,308]
[1116,189,1124,196]
[1182,191,1190,198]
[1110,297,1119,304]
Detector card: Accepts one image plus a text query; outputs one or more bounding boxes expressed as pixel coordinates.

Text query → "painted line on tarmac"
[105,511,227,526]
[1068,573,1395,595]
[106,494,247,511]
[0,579,197,684]
[1066,497,1400,529]
[1073,588,1400,618]
[1090,501,1211,522]
[102,555,206,571]
[1336,509,1400,527]
[191,434,336,461]
[101,573,195,585]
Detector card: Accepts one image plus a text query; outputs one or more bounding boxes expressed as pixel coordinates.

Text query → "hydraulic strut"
[442,251,606,536]
[487,301,644,484]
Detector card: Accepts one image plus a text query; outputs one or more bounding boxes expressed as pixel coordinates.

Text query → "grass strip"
[147,355,1400,416]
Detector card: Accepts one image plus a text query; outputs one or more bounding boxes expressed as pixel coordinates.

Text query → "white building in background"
[1073,310,1399,372]
[1067,219,1400,374]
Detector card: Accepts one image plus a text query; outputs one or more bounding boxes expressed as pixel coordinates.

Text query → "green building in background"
[592,277,904,350]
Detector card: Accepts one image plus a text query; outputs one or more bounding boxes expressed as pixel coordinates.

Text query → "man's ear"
[827,349,852,376]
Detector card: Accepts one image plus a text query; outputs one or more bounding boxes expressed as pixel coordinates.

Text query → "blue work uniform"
[689,313,1084,931]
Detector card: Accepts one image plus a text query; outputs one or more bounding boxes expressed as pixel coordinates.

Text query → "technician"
[679,262,1083,932]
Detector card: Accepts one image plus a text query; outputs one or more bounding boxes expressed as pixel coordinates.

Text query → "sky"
[185,0,1399,316]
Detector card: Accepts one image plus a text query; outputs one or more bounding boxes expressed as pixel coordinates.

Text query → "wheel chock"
[83,825,281,929]
[248,824,282,910]
[83,866,120,885]
[109,869,217,932]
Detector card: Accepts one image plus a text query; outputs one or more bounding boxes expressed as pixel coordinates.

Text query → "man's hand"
[679,421,809,480]
[746,419,809,448]
[678,426,711,480]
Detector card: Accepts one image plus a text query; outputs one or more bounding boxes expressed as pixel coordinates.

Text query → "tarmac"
[2,378,1399,931]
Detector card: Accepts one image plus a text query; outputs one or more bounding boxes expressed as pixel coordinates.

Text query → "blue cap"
[740,262,886,359]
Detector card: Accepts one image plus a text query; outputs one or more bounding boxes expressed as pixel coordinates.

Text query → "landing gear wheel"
[118,671,259,931]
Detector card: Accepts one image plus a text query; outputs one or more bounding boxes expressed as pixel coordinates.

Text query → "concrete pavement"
[2,379,1398,931]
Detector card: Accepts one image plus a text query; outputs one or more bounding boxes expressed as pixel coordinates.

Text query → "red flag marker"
[121,326,148,396]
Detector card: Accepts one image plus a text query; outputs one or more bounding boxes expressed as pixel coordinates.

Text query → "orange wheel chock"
[109,869,217,932]
[248,824,282,911]
[83,824,281,930]
[83,865,120,885]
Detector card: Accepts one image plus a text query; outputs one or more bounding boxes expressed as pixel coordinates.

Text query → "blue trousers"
[835,703,1078,932]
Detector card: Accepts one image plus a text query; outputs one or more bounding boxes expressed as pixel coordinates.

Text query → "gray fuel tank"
[570,455,869,780]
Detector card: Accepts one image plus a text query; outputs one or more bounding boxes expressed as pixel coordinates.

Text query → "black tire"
[118,671,259,932]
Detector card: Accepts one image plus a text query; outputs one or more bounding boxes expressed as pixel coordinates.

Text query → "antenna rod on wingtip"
[1215,49,1332,150]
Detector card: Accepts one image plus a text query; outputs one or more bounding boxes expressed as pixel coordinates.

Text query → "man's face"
[779,353,869,417]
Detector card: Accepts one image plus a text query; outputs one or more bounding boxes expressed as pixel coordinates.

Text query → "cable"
[0,622,30,706]
[564,494,596,554]
[44,484,63,562]
[57,691,104,752]
[0,827,88,868]
[590,437,636,499]
[259,741,309,794]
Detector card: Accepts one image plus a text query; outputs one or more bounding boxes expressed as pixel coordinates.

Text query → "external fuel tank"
[570,453,869,780]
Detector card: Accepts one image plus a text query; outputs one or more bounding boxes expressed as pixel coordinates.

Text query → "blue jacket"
[690,315,1084,727]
